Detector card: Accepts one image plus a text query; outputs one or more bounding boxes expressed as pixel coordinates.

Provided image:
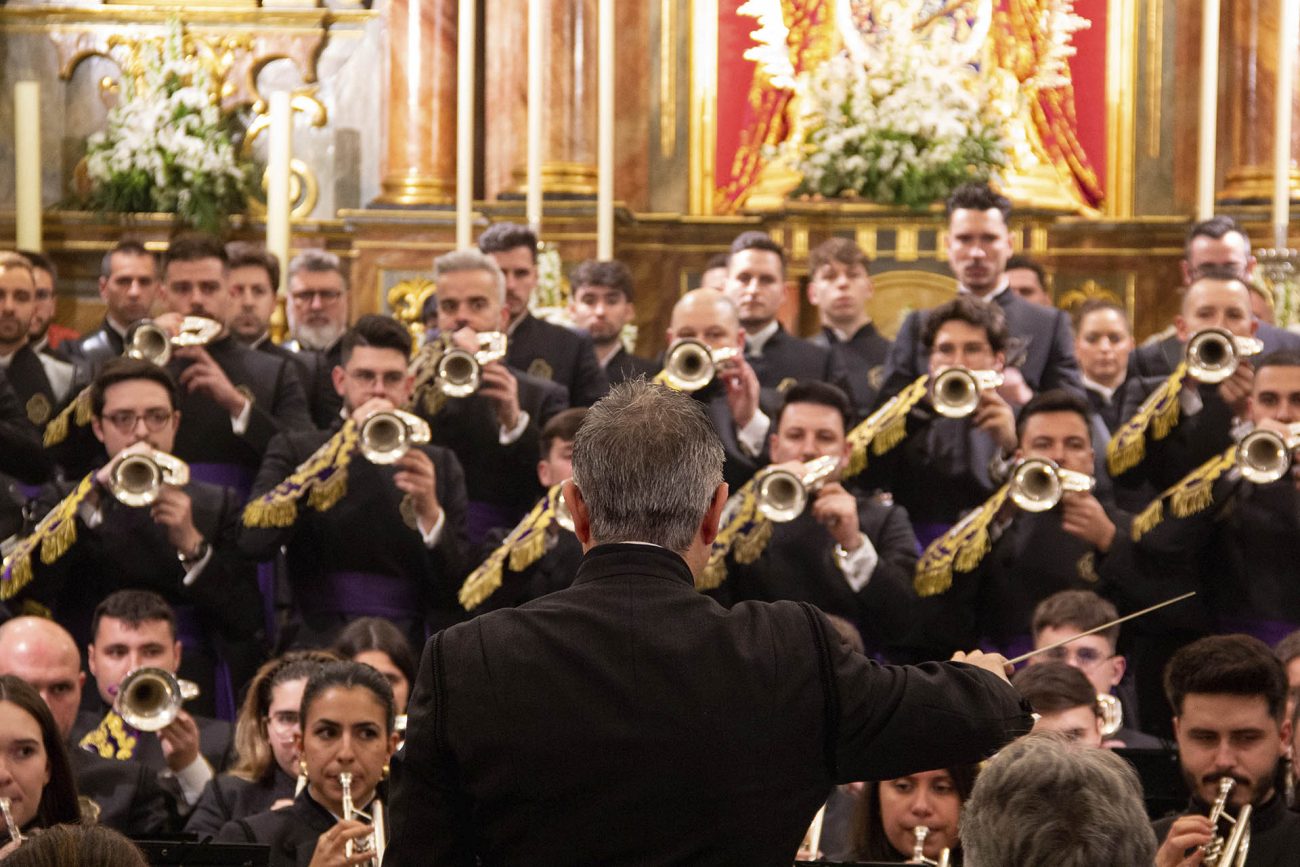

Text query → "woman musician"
[0,676,82,861]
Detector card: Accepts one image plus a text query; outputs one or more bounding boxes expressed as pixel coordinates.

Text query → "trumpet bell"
[1009,458,1062,512]
[359,409,432,464]
[1186,328,1263,384]
[931,367,1003,419]
[116,667,199,732]
[755,467,806,523]
[1237,428,1291,484]
[1097,692,1124,738]
[125,322,172,365]
[437,348,482,398]
[660,339,718,392]
[108,451,190,507]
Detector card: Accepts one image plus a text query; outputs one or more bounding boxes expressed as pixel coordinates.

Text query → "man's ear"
[1109,654,1127,689]
[993,350,1007,372]
[699,483,729,547]
[91,416,105,445]
[172,640,183,670]
[86,645,97,679]
[331,365,347,398]
[565,481,593,547]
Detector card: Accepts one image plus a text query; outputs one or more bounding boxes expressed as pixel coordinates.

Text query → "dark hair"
[100,239,154,280]
[777,381,852,433]
[1071,299,1129,334]
[920,295,1009,354]
[162,234,229,275]
[4,823,148,867]
[728,230,787,275]
[339,314,412,365]
[1184,216,1248,262]
[823,613,865,655]
[1164,634,1288,722]
[332,618,417,696]
[225,242,281,290]
[703,252,730,272]
[540,407,587,461]
[808,238,871,276]
[1032,590,1120,649]
[229,650,338,784]
[300,660,397,735]
[0,675,82,830]
[1256,349,1300,374]
[90,357,179,418]
[90,590,176,645]
[17,250,55,282]
[945,182,1012,223]
[1013,662,1100,717]
[478,222,539,262]
[1187,263,1249,286]
[1275,630,1300,666]
[850,764,980,860]
[1005,255,1045,287]
[1015,388,1094,446]
[571,260,634,303]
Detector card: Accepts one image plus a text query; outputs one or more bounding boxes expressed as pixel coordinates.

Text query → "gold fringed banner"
[844,374,930,479]
[1,473,96,600]
[1106,363,1187,477]
[242,422,359,528]
[78,710,138,761]
[459,484,564,611]
[42,385,93,447]
[913,484,1012,597]
[1129,445,1237,542]
[698,478,763,590]
[408,340,450,418]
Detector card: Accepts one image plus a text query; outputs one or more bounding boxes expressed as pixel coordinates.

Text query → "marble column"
[1219,0,1300,203]
[376,0,458,205]
[485,0,599,201]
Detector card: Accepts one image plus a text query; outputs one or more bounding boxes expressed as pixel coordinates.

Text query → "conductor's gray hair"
[288,249,347,290]
[571,380,724,554]
[433,249,506,304]
[961,733,1156,867]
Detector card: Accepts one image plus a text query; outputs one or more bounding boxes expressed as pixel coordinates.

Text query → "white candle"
[456,0,475,248]
[1197,0,1221,220]
[526,0,543,230]
[1274,0,1298,248]
[266,92,292,291]
[14,82,41,251]
[597,0,615,259]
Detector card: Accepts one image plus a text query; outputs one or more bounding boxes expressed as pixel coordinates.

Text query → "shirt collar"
[1081,375,1118,403]
[958,278,1010,302]
[745,320,781,356]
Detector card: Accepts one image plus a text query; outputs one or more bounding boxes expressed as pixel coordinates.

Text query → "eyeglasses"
[346,370,406,388]
[290,290,344,306]
[266,711,300,734]
[103,409,174,433]
[1038,646,1112,668]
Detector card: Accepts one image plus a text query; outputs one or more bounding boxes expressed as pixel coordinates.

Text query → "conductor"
[386,380,1033,866]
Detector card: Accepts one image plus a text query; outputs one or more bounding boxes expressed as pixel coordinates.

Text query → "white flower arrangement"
[83,21,251,231]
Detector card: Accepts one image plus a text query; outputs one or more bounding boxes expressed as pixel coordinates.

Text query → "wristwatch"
[178,539,210,567]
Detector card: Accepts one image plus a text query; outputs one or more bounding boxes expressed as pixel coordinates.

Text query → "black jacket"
[507,313,609,406]
[603,346,659,385]
[70,746,174,836]
[810,323,892,416]
[215,788,342,867]
[186,767,298,839]
[1153,793,1300,867]
[387,543,1032,866]
[747,324,854,400]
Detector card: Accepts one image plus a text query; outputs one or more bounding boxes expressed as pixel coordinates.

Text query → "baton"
[1006,591,1197,666]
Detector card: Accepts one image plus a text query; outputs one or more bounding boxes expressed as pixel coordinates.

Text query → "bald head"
[0,617,85,739]
[668,289,742,352]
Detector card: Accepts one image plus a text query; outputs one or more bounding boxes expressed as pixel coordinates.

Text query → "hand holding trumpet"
[94,444,204,556]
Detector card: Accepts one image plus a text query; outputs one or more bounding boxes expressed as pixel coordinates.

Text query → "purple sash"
[466,499,520,547]
[303,572,420,620]
[980,633,1034,663]
[912,521,954,551]
[172,605,235,721]
[188,463,255,501]
[1218,618,1299,649]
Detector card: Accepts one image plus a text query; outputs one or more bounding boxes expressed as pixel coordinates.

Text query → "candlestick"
[597,0,615,259]
[266,92,292,291]
[456,0,476,248]
[14,82,41,251]
[526,0,543,230]
[1274,0,1298,248]
[1197,0,1221,220]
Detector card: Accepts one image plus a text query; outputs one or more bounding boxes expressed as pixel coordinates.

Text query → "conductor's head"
[566,379,728,576]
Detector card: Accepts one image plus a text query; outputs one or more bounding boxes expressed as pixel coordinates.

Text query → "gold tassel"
[913,484,1010,598]
[1131,501,1163,541]
[42,387,92,447]
[459,485,560,611]
[241,498,299,529]
[844,375,929,481]
[306,465,350,512]
[697,478,761,589]
[1127,445,1236,541]
[242,422,359,528]
[1106,363,1187,476]
[696,557,727,591]
[1,474,95,600]
[733,520,773,565]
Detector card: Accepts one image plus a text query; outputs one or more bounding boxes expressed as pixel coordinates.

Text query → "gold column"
[376,0,458,205]
[1220,0,1300,202]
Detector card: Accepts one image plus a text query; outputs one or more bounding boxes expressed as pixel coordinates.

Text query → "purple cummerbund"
[304,572,420,621]
[1218,618,1299,650]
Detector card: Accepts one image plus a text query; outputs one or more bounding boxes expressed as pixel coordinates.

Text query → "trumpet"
[1186,328,1263,384]
[115,667,200,732]
[339,771,386,866]
[1202,777,1251,867]
[124,316,223,366]
[436,331,508,397]
[359,408,432,465]
[1235,423,1300,484]
[1008,458,1096,512]
[1097,692,1123,739]
[555,486,575,533]
[107,449,190,508]
[753,455,840,523]
[0,796,23,847]
[929,367,1005,419]
[908,825,951,867]
[655,339,740,392]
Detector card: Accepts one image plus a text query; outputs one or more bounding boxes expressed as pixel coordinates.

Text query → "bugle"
[339,771,385,867]
[655,339,740,392]
[753,455,840,523]
[1235,423,1300,484]
[124,316,222,366]
[1202,777,1251,867]
[908,824,951,867]
[359,408,432,465]
[436,331,508,397]
[115,667,200,732]
[1007,458,1095,512]
[929,367,1004,419]
[1185,328,1263,384]
[107,449,190,507]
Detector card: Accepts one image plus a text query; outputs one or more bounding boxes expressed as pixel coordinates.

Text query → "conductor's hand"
[158,709,201,773]
[1154,814,1214,867]
[950,649,1013,685]
[308,820,378,867]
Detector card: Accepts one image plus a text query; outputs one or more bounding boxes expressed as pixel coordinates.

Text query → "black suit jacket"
[70,745,174,836]
[387,543,1032,866]
[169,336,313,480]
[507,313,609,406]
[215,789,338,867]
[243,427,470,640]
[57,319,125,377]
[186,767,297,839]
[254,339,337,431]
[603,346,659,385]
[1152,795,1300,867]
[876,289,1083,405]
[693,380,766,492]
[0,368,50,484]
[748,325,854,398]
[810,323,892,416]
